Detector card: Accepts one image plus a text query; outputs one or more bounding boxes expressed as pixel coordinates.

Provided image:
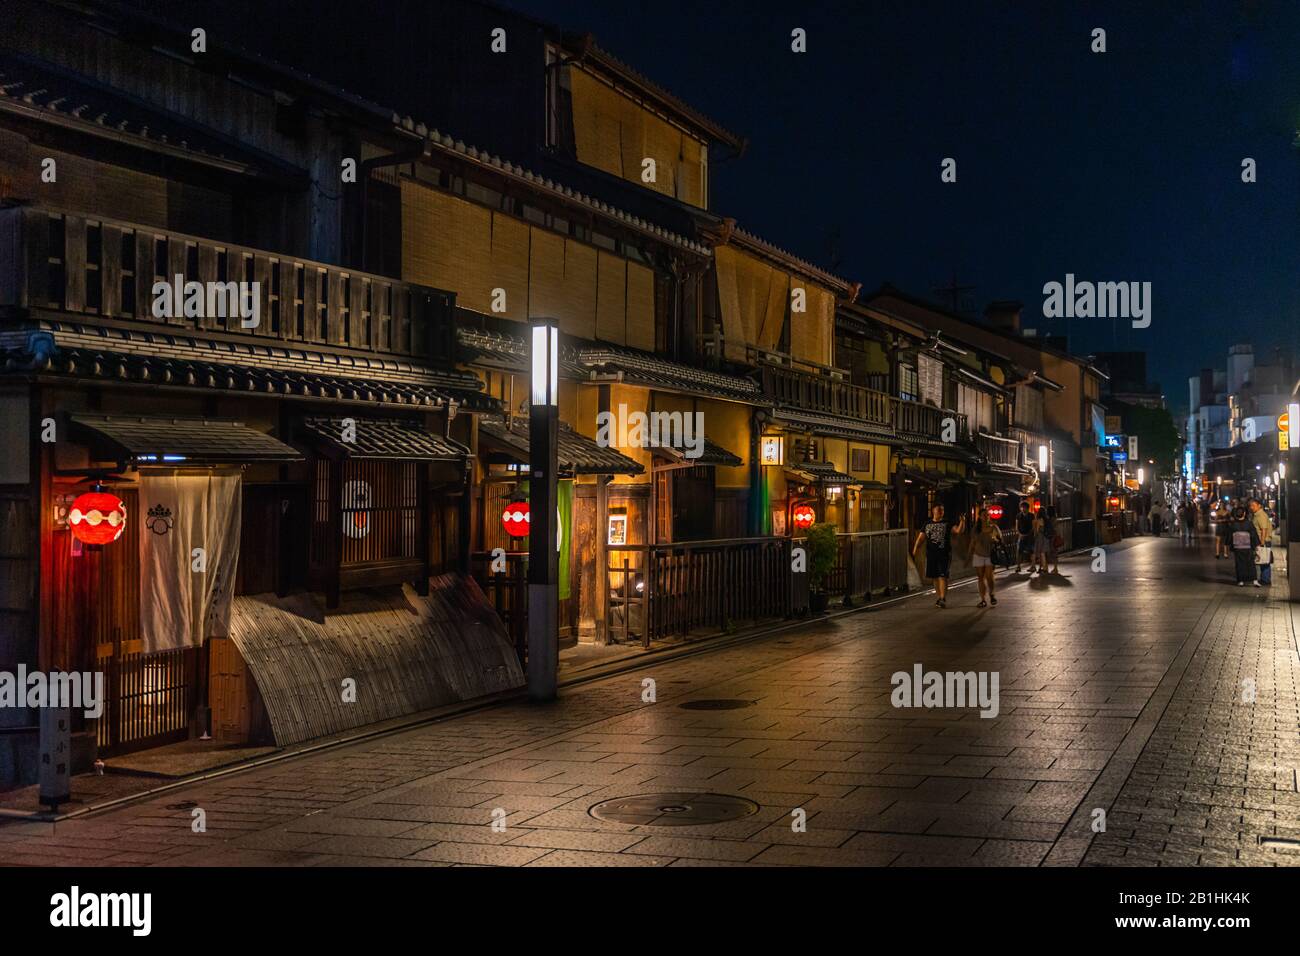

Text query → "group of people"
[912,500,1060,610]
[1213,497,1275,587]
[1146,499,1199,540]
[910,492,1277,606]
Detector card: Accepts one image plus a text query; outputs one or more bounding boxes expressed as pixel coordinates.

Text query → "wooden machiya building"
[0,2,536,784]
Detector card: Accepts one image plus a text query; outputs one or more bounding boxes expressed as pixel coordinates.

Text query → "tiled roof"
[0,50,302,182]
[69,414,302,463]
[456,326,590,379]
[299,417,468,461]
[403,123,711,256]
[26,321,488,394]
[579,346,761,402]
[2,330,499,412]
[768,407,897,444]
[456,325,761,404]
[787,461,859,486]
[729,227,854,294]
[655,435,743,468]
[478,418,643,476]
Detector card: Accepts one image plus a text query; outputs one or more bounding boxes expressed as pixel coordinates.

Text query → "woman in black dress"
[1227,507,1260,587]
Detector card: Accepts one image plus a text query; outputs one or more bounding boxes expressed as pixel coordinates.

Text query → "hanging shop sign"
[68,490,126,545]
[760,435,785,466]
[341,480,373,539]
[792,504,816,530]
[502,499,531,538]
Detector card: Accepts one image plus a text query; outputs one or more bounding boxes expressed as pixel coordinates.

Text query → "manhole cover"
[678,698,755,710]
[589,792,760,826]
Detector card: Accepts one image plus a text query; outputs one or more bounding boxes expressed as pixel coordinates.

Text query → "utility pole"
[933,273,976,314]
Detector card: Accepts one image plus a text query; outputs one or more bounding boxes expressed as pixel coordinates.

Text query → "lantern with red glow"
[501,498,531,538]
[69,489,127,545]
[986,503,1004,521]
[792,504,816,530]
[1107,495,1121,510]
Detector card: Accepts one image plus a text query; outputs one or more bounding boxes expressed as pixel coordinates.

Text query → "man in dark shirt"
[912,503,966,608]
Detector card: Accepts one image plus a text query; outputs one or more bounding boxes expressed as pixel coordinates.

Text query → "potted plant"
[805,521,840,614]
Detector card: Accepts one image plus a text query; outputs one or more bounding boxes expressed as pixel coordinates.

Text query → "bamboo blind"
[400,179,656,347]
[570,67,624,177]
[401,181,493,313]
[791,282,835,366]
[596,250,627,343]
[489,212,531,321]
[563,239,599,340]
[714,245,790,361]
[625,262,656,351]
[568,66,707,208]
[528,228,567,324]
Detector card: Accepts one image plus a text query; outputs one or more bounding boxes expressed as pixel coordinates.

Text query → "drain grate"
[678,698,756,710]
[589,792,760,826]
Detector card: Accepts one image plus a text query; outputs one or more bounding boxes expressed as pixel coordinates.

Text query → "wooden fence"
[607,536,799,646]
[821,529,910,604]
[470,550,528,662]
[94,646,196,755]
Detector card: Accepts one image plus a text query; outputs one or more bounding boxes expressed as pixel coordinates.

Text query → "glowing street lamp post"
[528,320,560,701]
[1287,403,1300,595]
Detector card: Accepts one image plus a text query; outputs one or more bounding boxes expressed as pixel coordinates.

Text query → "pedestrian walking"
[912,503,965,609]
[1215,504,1230,559]
[1148,500,1162,536]
[1227,506,1260,587]
[1248,497,1274,585]
[968,505,1003,608]
[1014,500,1035,573]
[1179,500,1196,543]
[1037,505,1061,574]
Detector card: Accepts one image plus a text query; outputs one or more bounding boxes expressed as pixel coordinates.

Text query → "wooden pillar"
[327,458,342,609]
[415,463,430,596]
[594,475,609,645]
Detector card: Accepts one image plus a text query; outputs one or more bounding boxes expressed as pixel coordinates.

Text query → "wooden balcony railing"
[0,205,455,362]
[759,363,892,425]
[891,398,970,444]
[974,432,1023,469]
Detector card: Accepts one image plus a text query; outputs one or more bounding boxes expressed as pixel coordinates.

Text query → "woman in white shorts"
[968,505,1003,608]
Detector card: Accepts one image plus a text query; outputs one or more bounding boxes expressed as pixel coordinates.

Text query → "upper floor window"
[898,363,919,402]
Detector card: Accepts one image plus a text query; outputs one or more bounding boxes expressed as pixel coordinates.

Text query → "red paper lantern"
[69,490,127,545]
[792,504,816,530]
[501,499,530,538]
[986,504,1004,521]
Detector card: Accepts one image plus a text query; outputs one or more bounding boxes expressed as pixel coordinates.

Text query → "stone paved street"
[2,534,1298,867]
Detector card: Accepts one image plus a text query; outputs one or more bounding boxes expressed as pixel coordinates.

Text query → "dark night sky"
[511,0,1300,414]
